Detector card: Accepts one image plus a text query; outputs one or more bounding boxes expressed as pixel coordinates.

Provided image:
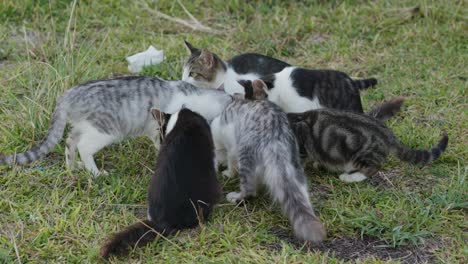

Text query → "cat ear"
[151,108,165,127]
[184,40,199,54]
[237,80,253,99]
[252,79,268,99]
[200,49,214,68]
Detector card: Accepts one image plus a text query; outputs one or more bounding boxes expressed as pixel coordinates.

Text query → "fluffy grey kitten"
[211,98,326,242]
[0,76,232,176]
[243,81,449,182]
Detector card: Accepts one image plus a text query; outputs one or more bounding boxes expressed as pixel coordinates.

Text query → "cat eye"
[189,72,198,78]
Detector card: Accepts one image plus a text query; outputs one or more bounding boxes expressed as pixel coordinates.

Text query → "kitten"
[251,67,376,113]
[181,41,377,112]
[100,107,220,259]
[239,79,404,123]
[182,41,290,94]
[243,81,449,182]
[0,76,232,176]
[210,98,326,242]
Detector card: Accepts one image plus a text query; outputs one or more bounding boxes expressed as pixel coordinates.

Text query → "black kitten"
[100,108,221,258]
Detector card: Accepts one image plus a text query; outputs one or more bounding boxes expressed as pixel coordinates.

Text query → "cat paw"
[222,169,233,178]
[76,161,84,169]
[339,172,367,182]
[226,192,243,203]
[90,169,109,178]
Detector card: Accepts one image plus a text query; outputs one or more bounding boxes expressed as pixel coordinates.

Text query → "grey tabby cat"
[243,81,449,182]
[211,98,326,242]
[0,76,232,176]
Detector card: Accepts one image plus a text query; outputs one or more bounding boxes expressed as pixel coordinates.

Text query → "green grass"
[0,0,466,263]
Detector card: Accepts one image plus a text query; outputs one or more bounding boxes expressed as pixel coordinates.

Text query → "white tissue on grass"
[126,45,164,73]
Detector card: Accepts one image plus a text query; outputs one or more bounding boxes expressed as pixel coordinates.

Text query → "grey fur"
[211,99,326,242]
[288,109,449,182]
[0,76,232,176]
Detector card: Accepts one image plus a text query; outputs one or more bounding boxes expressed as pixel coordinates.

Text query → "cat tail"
[264,157,326,243]
[392,132,449,165]
[351,78,378,90]
[100,219,175,259]
[366,97,405,122]
[0,100,68,166]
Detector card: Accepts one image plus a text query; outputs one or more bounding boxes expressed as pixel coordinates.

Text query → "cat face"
[182,41,226,89]
[238,79,268,100]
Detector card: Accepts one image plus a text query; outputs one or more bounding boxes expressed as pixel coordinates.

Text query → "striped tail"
[265,161,326,243]
[352,77,378,90]
[393,132,449,165]
[0,103,67,166]
[367,97,404,122]
[100,220,175,259]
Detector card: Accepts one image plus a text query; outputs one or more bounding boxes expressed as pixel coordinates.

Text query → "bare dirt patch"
[266,229,437,263]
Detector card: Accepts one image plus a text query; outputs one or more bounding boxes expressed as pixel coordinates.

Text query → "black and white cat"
[100,107,220,258]
[182,41,290,94]
[182,41,377,113]
[242,67,376,113]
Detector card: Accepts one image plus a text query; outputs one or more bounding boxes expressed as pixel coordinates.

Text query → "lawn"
[0,0,466,263]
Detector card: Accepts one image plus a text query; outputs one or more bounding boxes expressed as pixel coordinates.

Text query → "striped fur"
[288,109,448,182]
[351,77,378,90]
[0,76,232,176]
[211,99,326,242]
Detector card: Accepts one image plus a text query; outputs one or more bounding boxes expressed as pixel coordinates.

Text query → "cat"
[249,67,376,113]
[210,98,326,242]
[181,41,377,112]
[238,79,404,123]
[100,107,220,259]
[0,76,232,176]
[242,80,449,182]
[182,40,290,94]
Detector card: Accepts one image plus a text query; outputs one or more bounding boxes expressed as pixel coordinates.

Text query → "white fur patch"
[223,68,261,95]
[165,110,180,135]
[339,172,367,182]
[166,93,226,123]
[181,65,191,82]
[268,66,323,113]
[226,192,242,203]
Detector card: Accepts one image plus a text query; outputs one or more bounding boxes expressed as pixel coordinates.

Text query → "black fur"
[100,109,221,259]
[239,79,402,123]
[288,68,367,112]
[227,53,290,75]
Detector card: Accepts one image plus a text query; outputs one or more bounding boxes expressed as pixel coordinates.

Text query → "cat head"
[237,79,268,100]
[182,41,227,89]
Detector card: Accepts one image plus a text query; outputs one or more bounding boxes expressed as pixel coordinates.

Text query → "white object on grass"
[126,45,164,73]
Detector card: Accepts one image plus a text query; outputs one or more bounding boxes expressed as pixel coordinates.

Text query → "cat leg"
[227,154,256,203]
[76,124,115,177]
[65,130,81,171]
[145,122,161,150]
[222,154,238,178]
